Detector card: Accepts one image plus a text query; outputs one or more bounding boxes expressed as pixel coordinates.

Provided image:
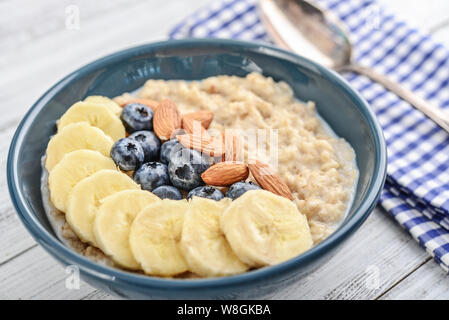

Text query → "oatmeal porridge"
[116,72,358,243]
[42,72,358,278]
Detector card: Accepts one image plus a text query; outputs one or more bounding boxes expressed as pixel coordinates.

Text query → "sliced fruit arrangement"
[48,149,117,212]
[221,190,313,267]
[84,95,122,116]
[181,197,248,277]
[58,101,125,141]
[45,122,114,171]
[108,96,293,202]
[94,189,160,270]
[44,94,312,279]
[129,200,189,277]
[66,169,140,245]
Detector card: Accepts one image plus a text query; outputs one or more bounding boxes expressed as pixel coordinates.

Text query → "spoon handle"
[338,63,449,133]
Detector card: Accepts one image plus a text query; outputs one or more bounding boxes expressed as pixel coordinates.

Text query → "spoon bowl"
[259,0,449,133]
[259,0,352,68]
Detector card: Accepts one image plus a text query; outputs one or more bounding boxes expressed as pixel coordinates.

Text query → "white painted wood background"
[1,0,448,300]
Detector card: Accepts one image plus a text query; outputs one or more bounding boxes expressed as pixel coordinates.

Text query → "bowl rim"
[7,38,387,290]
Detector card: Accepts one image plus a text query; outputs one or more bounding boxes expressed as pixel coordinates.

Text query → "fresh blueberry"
[133,162,170,191]
[168,148,210,191]
[160,139,183,165]
[225,181,261,200]
[187,186,224,201]
[110,138,144,171]
[129,131,161,162]
[152,185,183,200]
[121,103,154,133]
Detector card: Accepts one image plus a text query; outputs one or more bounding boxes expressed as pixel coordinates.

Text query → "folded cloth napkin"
[170,0,449,271]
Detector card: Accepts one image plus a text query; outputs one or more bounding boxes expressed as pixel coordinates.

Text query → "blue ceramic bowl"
[7,39,386,299]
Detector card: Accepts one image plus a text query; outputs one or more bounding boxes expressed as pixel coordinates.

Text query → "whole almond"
[119,98,159,110]
[182,117,211,140]
[248,160,293,200]
[176,134,224,157]
[153,99,182,140]
[202,162,249,186]
[182,110,214,129]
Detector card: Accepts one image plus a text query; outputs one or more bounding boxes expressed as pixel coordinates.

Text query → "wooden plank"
[82,290,119,300]
[0,0,211,129]
[0,246,98,299]
[379,259,449,300]
[0,127,37,264]
[269,207,430,299]
[0,0,145,52]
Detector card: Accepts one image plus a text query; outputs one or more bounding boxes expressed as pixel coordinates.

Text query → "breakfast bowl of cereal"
[7,39,386,299]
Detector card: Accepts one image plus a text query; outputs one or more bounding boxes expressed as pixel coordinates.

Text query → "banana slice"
[66,169,139,245]
[45,122,114,171]
[48,150,117,212]
[130,200,188,276]
[58,101,125,141]
[181,197,248,277]
[84,96,122,117]
[94,189,160,270]
[221,190,313,267]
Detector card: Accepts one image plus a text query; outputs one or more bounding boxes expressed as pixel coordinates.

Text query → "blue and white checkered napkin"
[169,0,449,271]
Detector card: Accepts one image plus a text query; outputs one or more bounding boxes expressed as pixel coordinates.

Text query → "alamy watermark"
[65,5,80,30]
[65,265,80,290]
[173,122,279,172]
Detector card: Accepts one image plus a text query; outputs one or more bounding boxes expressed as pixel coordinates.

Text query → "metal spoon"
[258,0,449,133]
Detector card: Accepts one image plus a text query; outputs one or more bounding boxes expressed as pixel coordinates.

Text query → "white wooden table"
[1,0,448,300]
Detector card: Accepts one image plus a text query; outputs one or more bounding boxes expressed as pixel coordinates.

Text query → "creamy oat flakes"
[43,72,358,269]
[128,72,359,243]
